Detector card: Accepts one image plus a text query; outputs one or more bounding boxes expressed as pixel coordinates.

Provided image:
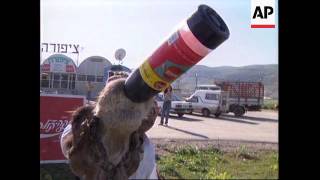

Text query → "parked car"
[155,93,192,118]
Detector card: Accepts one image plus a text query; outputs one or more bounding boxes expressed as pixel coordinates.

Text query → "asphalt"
[146,110,278,143]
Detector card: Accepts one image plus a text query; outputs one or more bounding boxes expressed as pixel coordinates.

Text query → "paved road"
[146,110,278,143]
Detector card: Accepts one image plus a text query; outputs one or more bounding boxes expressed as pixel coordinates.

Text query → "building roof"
[78,56,112,76]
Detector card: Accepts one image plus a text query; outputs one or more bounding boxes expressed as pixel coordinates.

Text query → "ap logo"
[251,0,276,28]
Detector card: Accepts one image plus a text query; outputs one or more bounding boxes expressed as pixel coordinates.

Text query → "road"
[146,110,278,143]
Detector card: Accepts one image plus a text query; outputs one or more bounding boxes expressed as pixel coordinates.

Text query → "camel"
[60,74,159,180]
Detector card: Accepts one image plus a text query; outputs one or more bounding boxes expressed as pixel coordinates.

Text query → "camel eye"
[67,142,72,149]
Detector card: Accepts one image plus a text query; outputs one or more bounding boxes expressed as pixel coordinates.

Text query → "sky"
[41,0,278,69]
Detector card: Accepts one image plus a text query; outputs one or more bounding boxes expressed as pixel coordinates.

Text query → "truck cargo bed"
[216,81,264,110]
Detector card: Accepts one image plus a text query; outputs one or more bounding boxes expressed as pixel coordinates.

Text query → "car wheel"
[202,109,210,117]
[214,112,221,118]
[234,106,245,117]
[177,113,184,118]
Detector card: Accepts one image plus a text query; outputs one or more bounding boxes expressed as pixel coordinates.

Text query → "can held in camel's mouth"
[125,4,230,102]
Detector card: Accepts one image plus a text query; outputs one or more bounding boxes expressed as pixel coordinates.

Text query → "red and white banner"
[40,94,85,164]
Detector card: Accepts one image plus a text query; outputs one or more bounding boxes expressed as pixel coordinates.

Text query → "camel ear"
[71,106,95,132]
[69,105,95,148]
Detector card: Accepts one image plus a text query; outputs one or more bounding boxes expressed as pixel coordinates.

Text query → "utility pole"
[259,72,264,82]
[195,73,198,90]
[176,78,180,89]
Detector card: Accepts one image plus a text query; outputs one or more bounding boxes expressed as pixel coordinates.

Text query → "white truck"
[155,93,192,118]
[186,89,229,117]
[215,81,264,116]
[187,82,264,117]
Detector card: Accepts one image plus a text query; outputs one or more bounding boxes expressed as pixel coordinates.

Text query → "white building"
[40,54,114,99]
[40,54,77,94]
[76,56,112,99]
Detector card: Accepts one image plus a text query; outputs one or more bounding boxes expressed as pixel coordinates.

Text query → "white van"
[186,90,229,117]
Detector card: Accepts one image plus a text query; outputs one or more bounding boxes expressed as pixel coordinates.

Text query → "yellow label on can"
[139,61,169,91]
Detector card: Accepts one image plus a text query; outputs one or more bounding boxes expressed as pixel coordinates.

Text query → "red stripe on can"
[146,22,207,83]
[148,32,202,68]
[179,21,212,57]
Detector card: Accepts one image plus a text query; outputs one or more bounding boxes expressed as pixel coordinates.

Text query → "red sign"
[66,65,75,73]
[41,64,50,72]
[40,94,85,163]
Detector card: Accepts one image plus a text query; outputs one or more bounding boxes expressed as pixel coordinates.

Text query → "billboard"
[40,94,85,163]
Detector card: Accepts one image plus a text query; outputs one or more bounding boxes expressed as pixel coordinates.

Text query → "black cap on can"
[124,69,159,103]
[187,4,230,50]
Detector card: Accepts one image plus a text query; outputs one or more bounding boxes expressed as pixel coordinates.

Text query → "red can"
[125,4,230,102]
